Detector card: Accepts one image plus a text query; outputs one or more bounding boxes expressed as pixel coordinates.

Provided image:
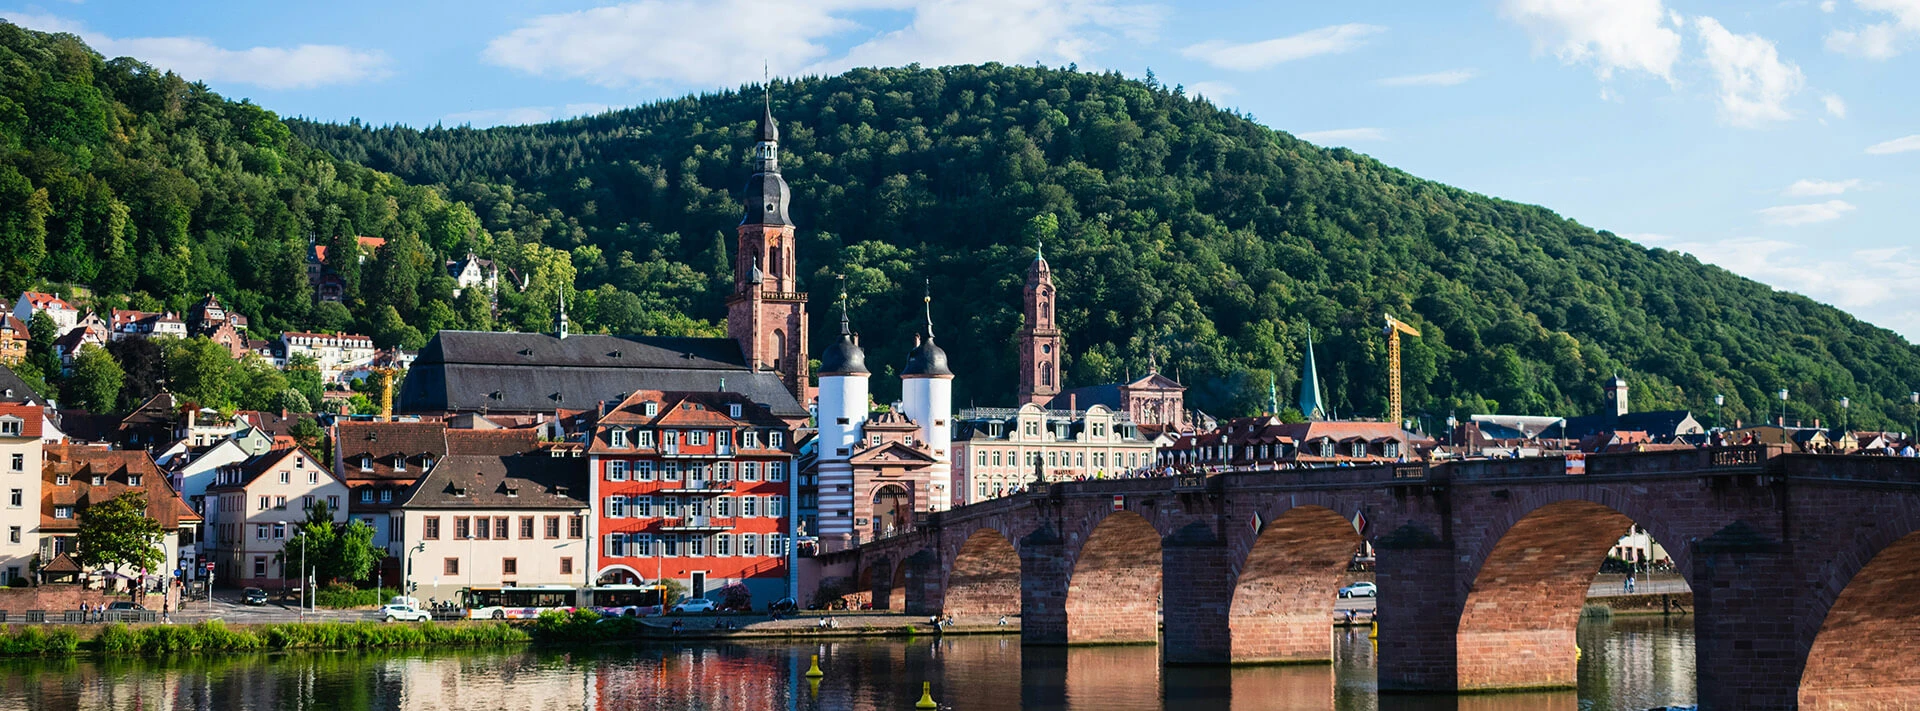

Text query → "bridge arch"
[1801,529,1920,708]
[1065,509,1163,644]
[944,528,1021,618]
[1454,497,1692,691]
[1228,505,1364,663]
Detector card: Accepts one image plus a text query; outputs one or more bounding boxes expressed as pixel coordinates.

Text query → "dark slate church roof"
[1551,410,1698,440]
[398,331,805,418]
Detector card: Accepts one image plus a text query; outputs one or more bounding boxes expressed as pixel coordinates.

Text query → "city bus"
[459,586,581,620]
[585,584,664,617]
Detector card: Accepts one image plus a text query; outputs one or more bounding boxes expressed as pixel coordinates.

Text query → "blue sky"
[5,1,1918,339]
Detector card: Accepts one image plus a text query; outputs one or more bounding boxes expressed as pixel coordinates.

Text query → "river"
[0,616,1694,710]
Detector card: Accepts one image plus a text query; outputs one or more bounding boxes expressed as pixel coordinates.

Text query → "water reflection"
[0,617,1694,710]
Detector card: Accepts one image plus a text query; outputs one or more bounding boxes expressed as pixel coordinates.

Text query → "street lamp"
[404,541,425,600]
[1714,394,1725,431]
[1778,389,1790,427]
[1839,396,1850,434]
[1911,392,1919,446]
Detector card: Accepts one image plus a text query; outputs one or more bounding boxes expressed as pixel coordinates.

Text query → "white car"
[672,598,716,613]
[1338,582,1378,599]
[382,602,432,622]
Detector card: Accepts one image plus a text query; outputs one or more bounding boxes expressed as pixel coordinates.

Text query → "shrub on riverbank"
[1,620,530,657]
[0,626,80,655]
[530,609,641,644]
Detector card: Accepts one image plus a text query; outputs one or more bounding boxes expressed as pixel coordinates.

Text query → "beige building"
[395,454,590,602]
[204,447,349,589]
[950,403,1160,505]
[0,400,44,584]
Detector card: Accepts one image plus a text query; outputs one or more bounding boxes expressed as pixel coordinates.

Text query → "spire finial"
[837,274,850,337]
[922,278,934,339]
[1036,233,1044,261]
[556,286,569,339]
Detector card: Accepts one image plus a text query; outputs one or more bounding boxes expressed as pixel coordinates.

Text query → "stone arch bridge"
[818,445,1920,710]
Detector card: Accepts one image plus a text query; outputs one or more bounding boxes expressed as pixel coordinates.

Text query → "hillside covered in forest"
[5,20,1918,429]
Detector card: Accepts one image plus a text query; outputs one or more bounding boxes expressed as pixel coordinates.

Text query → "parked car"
[1338,582,1378,599]
[382,600,432,623]
[243,588,269,606]
[107,601,145,611]
[672,598,716,613]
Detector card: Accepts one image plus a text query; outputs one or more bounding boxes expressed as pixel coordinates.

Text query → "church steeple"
[1018,238,1062,405]
[1299,327,1326,420]
[727,94,808,402]
[555,288,569,340]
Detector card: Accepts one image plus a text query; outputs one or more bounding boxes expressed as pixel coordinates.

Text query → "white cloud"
[1822,0,1838,10]
[1783,178,1862,196]
[442,103,614,128]
[1500,0,1683,81]
[1295,127,1387,145]
[1822,93,1848,118]
[0,12,388,89]
[1866,134,1920,154]
[485,0,1161,89]
[1186,81,1237,99]
[1180,23,1385,71]
[1695,17,1804,127]
[1656,236,1920,338]
[1825,0,1920,58]
[1758,199,1856,225]
[1377,69,1478,86]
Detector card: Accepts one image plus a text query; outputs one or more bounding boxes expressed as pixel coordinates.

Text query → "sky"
[4,0,1918,340]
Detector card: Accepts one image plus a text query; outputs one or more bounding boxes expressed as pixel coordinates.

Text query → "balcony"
[659,516,736,532]
[655,480,732,495]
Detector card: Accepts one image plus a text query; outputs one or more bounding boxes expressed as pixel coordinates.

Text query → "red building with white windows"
[587,390,795,606]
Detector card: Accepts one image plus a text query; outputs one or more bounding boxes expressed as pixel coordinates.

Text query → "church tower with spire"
[1017,240,1063,405]
[727,94,809,402]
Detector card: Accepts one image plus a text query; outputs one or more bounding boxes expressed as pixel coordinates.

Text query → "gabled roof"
[1124,372,1185,391]
[19,291,73,311]
[848,440,939,466]
[446,428,540,456]
[205,446,327,491]
[0,365,46,405]
[0,402,44,438]
[42,444,201,531]
[399,331,805,417]
[336,421,448,481]
[398,454,588,510]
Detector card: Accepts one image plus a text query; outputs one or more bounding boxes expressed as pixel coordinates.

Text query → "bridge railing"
[1775,452,1920,484]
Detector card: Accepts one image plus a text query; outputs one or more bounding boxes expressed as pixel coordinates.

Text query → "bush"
[6,578,26,587]
[315,583,383,609]
[529,609,640,644]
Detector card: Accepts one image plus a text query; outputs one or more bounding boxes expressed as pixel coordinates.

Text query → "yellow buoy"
[915,681,938,709]
[805,654,824,678]
[1576,645,1583,661]
[808,677,821,697]
[1368,621,1378,640]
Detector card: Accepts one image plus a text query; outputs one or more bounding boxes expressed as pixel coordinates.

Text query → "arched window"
[772,329,785,371]
[1040,362,1053,386]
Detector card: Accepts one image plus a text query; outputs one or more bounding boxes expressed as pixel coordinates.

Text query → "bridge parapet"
[1777,452,1920,484]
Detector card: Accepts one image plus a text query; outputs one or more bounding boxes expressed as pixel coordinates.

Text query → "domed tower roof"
[819,283,868,376]
[903,283,952,377]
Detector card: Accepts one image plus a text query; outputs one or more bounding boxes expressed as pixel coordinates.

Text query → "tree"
[236,355,290,411]
[26,311,61,381]
[289,417,328,465]
[105,337,163,411]
[291,501,379,585]
[285,353,324,407]
[162,337,238,408]
[275,387,311,415]
[65,343,123,413]
[75,491,165,577]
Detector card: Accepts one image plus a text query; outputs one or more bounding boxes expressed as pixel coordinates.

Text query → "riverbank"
[0,620,527,657]
[1587,592,1693,616]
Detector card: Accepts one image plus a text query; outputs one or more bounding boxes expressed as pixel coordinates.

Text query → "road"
[169,591,381,624]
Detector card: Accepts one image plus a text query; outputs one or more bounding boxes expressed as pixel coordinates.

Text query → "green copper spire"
[1299,327,1326,420]
[1268,373,1279,416]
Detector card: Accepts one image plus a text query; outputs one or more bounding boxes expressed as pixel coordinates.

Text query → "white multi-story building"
[205,447,349,589]
[395,454,590,602]
[12,292,78,334]
[950,403,1159,505]
[281,331,378,383]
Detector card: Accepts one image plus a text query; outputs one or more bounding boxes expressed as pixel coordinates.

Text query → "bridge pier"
[1694,522,1801,710]
[1020,528,1069,645]
[1162,522,1234,664]
[1374,525,1461,691]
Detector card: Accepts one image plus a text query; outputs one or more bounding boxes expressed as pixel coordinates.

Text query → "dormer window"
[729,404,743,418]
[91,476,104,486]
[128,475,142,487]
[610,429,627,448]
[422,456,435,469]
[0,418,20,436]
[394,457,406,472]
[360,456,371,472]
[644,402,659,417]
[638,430,655,448]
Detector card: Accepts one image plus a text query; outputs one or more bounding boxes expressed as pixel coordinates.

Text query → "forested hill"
[4,19,1915,429]
[288,64,1920,429]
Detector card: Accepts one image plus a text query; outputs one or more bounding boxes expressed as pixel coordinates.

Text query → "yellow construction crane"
[1383,314,1422,428]
[374,366,402,421]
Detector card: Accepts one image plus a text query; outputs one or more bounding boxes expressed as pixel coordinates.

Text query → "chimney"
[1068,393,1077,413]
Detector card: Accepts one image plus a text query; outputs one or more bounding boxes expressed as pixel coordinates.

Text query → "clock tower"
[727,99,809,402]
